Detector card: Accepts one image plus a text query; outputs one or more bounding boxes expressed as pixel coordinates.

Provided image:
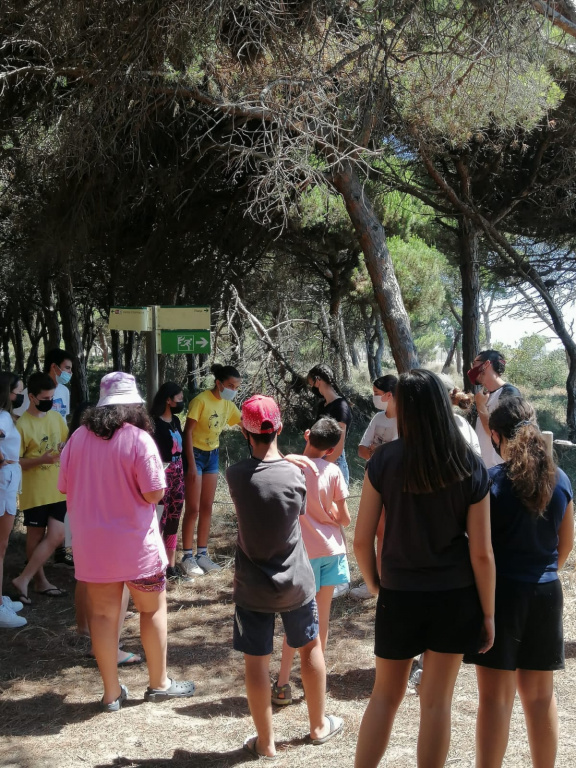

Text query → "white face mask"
[372,395,388,412]
[220,386,238,401]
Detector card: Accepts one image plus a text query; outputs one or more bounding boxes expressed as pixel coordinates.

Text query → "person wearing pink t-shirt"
[58,372,195,712]
[272,417,350,706]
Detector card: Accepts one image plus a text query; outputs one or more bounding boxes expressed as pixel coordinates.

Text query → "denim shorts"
[309,554,350,591]
[192,447,219,475]
[335,451,349,487]
[233,598,319,656]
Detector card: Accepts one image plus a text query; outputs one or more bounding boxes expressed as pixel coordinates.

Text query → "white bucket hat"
[96,372,144,407]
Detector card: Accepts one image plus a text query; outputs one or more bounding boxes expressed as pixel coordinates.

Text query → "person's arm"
[282,454,320,476]
[474,391,491,436]
[353,473,383,596]
[142,489,165,504]
[183,418,198,477]
[20,452,60,469]
[358,444,372,460]
[466,492,496,653]
[358,418,376,460]
[558,500,575,570]
[331,498,350,527]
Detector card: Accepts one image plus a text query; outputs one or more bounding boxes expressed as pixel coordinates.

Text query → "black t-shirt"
[367,439,490,591]
[152,416,183,464]
[316,397,352,435]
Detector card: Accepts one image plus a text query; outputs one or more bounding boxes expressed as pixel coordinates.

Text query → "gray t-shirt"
[367,439,490,591]
[226,457,316,612]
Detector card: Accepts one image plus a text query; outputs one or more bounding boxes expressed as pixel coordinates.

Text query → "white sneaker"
[2,596,24,613]
[180,556,204,576]
[349,583,376,601]
[0,603,27,628]
[196,553,221,572]
[331,582,350,600]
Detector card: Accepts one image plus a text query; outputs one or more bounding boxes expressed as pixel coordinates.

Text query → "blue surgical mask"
[57,370,72,386]
[220,387,237,401]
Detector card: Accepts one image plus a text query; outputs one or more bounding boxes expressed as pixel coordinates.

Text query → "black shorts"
[374,585,483,660]
[23,501,67,528]
[464,577,564,671]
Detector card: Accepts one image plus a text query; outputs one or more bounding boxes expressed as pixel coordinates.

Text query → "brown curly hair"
[489,397,556,516]
[83,404,153,440]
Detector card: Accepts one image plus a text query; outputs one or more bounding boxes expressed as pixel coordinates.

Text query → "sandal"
[243,735,277,761]
[271,680,292,706]
[100,684,129,713]
[309,714,344,745]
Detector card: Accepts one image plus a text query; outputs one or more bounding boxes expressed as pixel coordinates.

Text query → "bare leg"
[354,657,412,768]
[517,669,558,768]
[276,634,296,690]
[244,654,276,757]
[127,584,169,690]
[182,474,202,551]
[474,666,516,768]
[299,635,332,740]
[417,651,463,768]
[196,473,218,549]
[0,513,16,601]
[86,581,124,704]
[75,580,89,635]
[13,519,65,596]
[316,586,334,653]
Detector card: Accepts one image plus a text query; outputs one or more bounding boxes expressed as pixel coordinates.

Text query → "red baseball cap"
[241,394,281,434]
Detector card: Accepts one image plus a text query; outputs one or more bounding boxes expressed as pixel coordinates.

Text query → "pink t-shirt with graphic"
[58,423,167,582]
[300,458,349,559]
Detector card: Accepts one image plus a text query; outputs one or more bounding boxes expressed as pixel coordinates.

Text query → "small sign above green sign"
[159,330,211,354]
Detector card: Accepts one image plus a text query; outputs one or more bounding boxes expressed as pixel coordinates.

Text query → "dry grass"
[1,475,575,768]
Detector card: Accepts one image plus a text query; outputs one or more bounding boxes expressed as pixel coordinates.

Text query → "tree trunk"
[111,331,122,371]
[58,273,89,404]
[350,343,359,368]
[374,316,385,377]
[442,329,462,374]
[123,331,134,373]
[10,313,25,375]
[332,163,418,372]
[40,278,61,349]
[458,219,481,390]
[186,354,200,394]
[338,311,352,382]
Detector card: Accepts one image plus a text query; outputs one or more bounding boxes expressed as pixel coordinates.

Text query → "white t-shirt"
[13,382,70,422]
[474,388,505,469]
[0,410,21,461]
[360,412,398,448]
[455,413,481,456]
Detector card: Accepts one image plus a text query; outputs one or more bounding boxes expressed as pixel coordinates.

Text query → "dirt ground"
[1,479,575,768]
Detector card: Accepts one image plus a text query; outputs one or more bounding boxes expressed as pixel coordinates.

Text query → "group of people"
[0,348,573,768]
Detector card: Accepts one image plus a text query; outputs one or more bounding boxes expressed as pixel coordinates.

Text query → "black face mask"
[35,398,53,413]
[491,437,502,457]
[310,385,323,398]
[12,394,24,409]
[170,402,185,415]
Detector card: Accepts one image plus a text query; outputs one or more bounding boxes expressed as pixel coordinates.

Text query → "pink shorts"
[126,571,166,593]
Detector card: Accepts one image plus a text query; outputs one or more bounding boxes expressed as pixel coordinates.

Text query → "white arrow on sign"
[196,337,208,348]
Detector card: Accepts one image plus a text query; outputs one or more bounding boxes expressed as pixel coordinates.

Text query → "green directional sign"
[159,330,211,354]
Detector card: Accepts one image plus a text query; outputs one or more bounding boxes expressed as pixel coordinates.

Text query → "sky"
[490,300,576,351]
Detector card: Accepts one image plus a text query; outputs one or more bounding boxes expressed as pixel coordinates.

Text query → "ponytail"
[489,397,556,515]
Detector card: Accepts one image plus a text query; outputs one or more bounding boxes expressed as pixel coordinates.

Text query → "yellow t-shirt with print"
[17,410,68,510]
[186,390,241,451]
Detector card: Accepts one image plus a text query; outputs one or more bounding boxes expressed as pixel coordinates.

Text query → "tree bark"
[123,331,134,373]
[332,163,418,372]
[458,218,481,390]
[58,272,89,404]
[111,331,122,371]
[40,278,61,349]
[442,329,461,373]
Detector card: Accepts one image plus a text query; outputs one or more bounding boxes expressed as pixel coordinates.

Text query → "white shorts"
[0,463,22,516]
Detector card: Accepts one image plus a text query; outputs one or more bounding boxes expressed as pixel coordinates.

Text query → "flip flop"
[36,587,68,598]
[309,715,344,745]
[117,652,143,667]
[242,736,277,761]
[13,592,32,606]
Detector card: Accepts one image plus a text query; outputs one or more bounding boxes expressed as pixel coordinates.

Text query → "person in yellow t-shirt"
[180,363,241,576]
[12,373,69,604]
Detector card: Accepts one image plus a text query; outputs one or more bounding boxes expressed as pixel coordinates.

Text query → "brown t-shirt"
[226,458,316,612]
[367,439,490,591]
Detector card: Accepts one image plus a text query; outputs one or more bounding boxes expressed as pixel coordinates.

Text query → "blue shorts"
[192,447,219,475]
[233,599,319,656]
[309,554,350,591]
